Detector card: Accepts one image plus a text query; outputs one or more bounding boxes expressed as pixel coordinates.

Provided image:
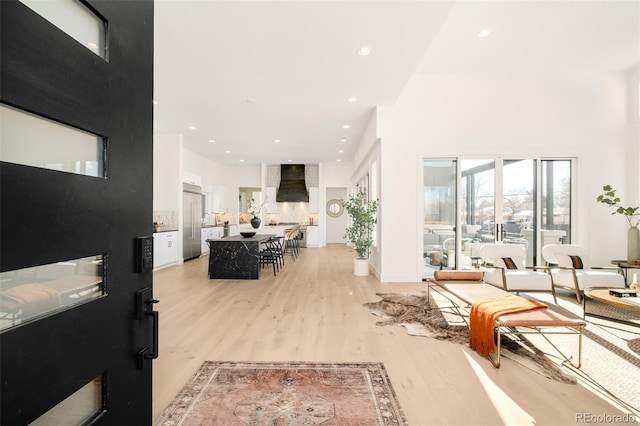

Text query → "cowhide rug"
[364,291,577,384]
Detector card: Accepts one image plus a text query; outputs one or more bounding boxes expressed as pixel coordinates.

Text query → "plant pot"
[353,258,369,276]
[628,226,639,263]
[250,216,261,229]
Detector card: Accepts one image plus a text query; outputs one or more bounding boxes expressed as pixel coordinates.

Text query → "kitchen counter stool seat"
[267,236,285,269]
[259,239,280,276]
[285,227,300,261]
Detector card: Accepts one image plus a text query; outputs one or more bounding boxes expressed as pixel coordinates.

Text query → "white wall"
[374,70,637,282]
[318,162,352,247]
[626,64,640,207]
[213,163,262,187]
[326,187,347,243]
[153,133,182,212]
[320,162,351,187]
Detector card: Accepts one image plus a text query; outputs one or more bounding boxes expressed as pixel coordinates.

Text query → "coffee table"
[583,287,640,326]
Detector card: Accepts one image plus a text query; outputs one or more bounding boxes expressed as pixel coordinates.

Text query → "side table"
[610,260,640,284]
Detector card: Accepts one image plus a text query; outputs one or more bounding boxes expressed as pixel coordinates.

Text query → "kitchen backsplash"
[235,204,312,225]
[153,210,178,231]
[154,207,312,230]
[267,202,310,224]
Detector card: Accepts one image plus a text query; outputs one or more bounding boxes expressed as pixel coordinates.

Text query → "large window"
[423,157,573,278]
[541,160,572,243]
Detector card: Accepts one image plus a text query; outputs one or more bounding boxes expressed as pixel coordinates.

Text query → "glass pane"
[460,159,495,269]
[29,375,104,425]
[461,159,495,245]
[0,255,104,331]
[0,104,106,178]
[502,160,535,259]
[423,159,457,274]
[541,160,571,246]
[20,0,106,58]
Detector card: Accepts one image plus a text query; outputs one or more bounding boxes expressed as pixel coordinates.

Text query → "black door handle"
[145,300,159,360]
[136,288,159,369]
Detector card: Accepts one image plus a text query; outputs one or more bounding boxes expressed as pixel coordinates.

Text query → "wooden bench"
[428,270,586,368]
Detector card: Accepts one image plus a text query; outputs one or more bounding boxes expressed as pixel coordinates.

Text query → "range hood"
[276,164,309,202]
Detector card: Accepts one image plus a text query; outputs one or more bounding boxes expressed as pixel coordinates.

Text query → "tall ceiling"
[153,1,640,166]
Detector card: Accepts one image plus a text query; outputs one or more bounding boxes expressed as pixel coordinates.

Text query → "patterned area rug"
[363,291,578,384]
[155,361,407,426]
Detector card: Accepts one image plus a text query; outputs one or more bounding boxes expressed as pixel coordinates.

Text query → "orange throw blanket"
[469,295,547,356]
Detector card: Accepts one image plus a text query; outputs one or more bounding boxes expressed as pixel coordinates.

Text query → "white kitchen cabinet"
[154,232,178,270]
[306,225,319,247]
[308,187,319,213]
[201,227,223,254]
[266,187,277,213]
[211,185,229,213]
[182,172,201,186]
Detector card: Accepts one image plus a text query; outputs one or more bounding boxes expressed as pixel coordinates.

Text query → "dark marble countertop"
[207,234,275,242]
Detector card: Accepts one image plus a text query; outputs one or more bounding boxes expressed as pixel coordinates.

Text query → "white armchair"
[479,243,557,303]
[541,244,625,303]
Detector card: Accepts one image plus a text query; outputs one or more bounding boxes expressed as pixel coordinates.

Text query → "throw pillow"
[557,254,588,269]
[492,256,523,270]
[502,257,519,270]
[568,255,584,269]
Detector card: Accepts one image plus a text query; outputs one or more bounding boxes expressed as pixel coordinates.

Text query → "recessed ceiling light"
[225,150,231,154]
[357,47,371,56]
[240,159,245,162]
[337,159,342,162]
[347,97,358,103]
[343,124,350,129]
[188,125,196,130]
[338,150,344,153]
[152,100,159,105]
[87,42,98,50]
[209,139,215,143]
[274,139,280,143]
[477,29,491,38]
[340,137,347,142]
[287,159,292,162]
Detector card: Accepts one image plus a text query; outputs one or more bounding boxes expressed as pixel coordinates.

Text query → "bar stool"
[259,239,280,276]
[267,236,285,269]
[285,227,299,261]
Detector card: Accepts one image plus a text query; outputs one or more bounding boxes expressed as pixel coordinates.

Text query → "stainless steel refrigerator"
[182,183,202,261]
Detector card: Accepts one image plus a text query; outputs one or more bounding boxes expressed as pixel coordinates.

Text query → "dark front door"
[0,1,155,424]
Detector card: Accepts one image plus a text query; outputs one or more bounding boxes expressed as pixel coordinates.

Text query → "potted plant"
[596,184,640,263]
[342,190,379,276]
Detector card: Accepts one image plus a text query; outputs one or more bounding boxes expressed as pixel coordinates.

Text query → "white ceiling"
[153,1,640,166]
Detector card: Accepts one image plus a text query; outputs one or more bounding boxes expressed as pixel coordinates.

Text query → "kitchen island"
[206,234,275,279]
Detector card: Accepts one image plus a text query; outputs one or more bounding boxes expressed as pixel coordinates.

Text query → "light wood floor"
[153,244,627,425]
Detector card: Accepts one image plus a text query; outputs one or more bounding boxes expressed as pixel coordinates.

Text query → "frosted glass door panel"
[20,0,106,58]
[0,104,105,177]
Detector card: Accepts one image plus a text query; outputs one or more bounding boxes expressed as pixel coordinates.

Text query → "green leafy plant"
[596,185,640,227]
[342,190,379,259]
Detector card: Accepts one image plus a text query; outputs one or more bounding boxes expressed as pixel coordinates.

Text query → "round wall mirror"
[326,199,344,217]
